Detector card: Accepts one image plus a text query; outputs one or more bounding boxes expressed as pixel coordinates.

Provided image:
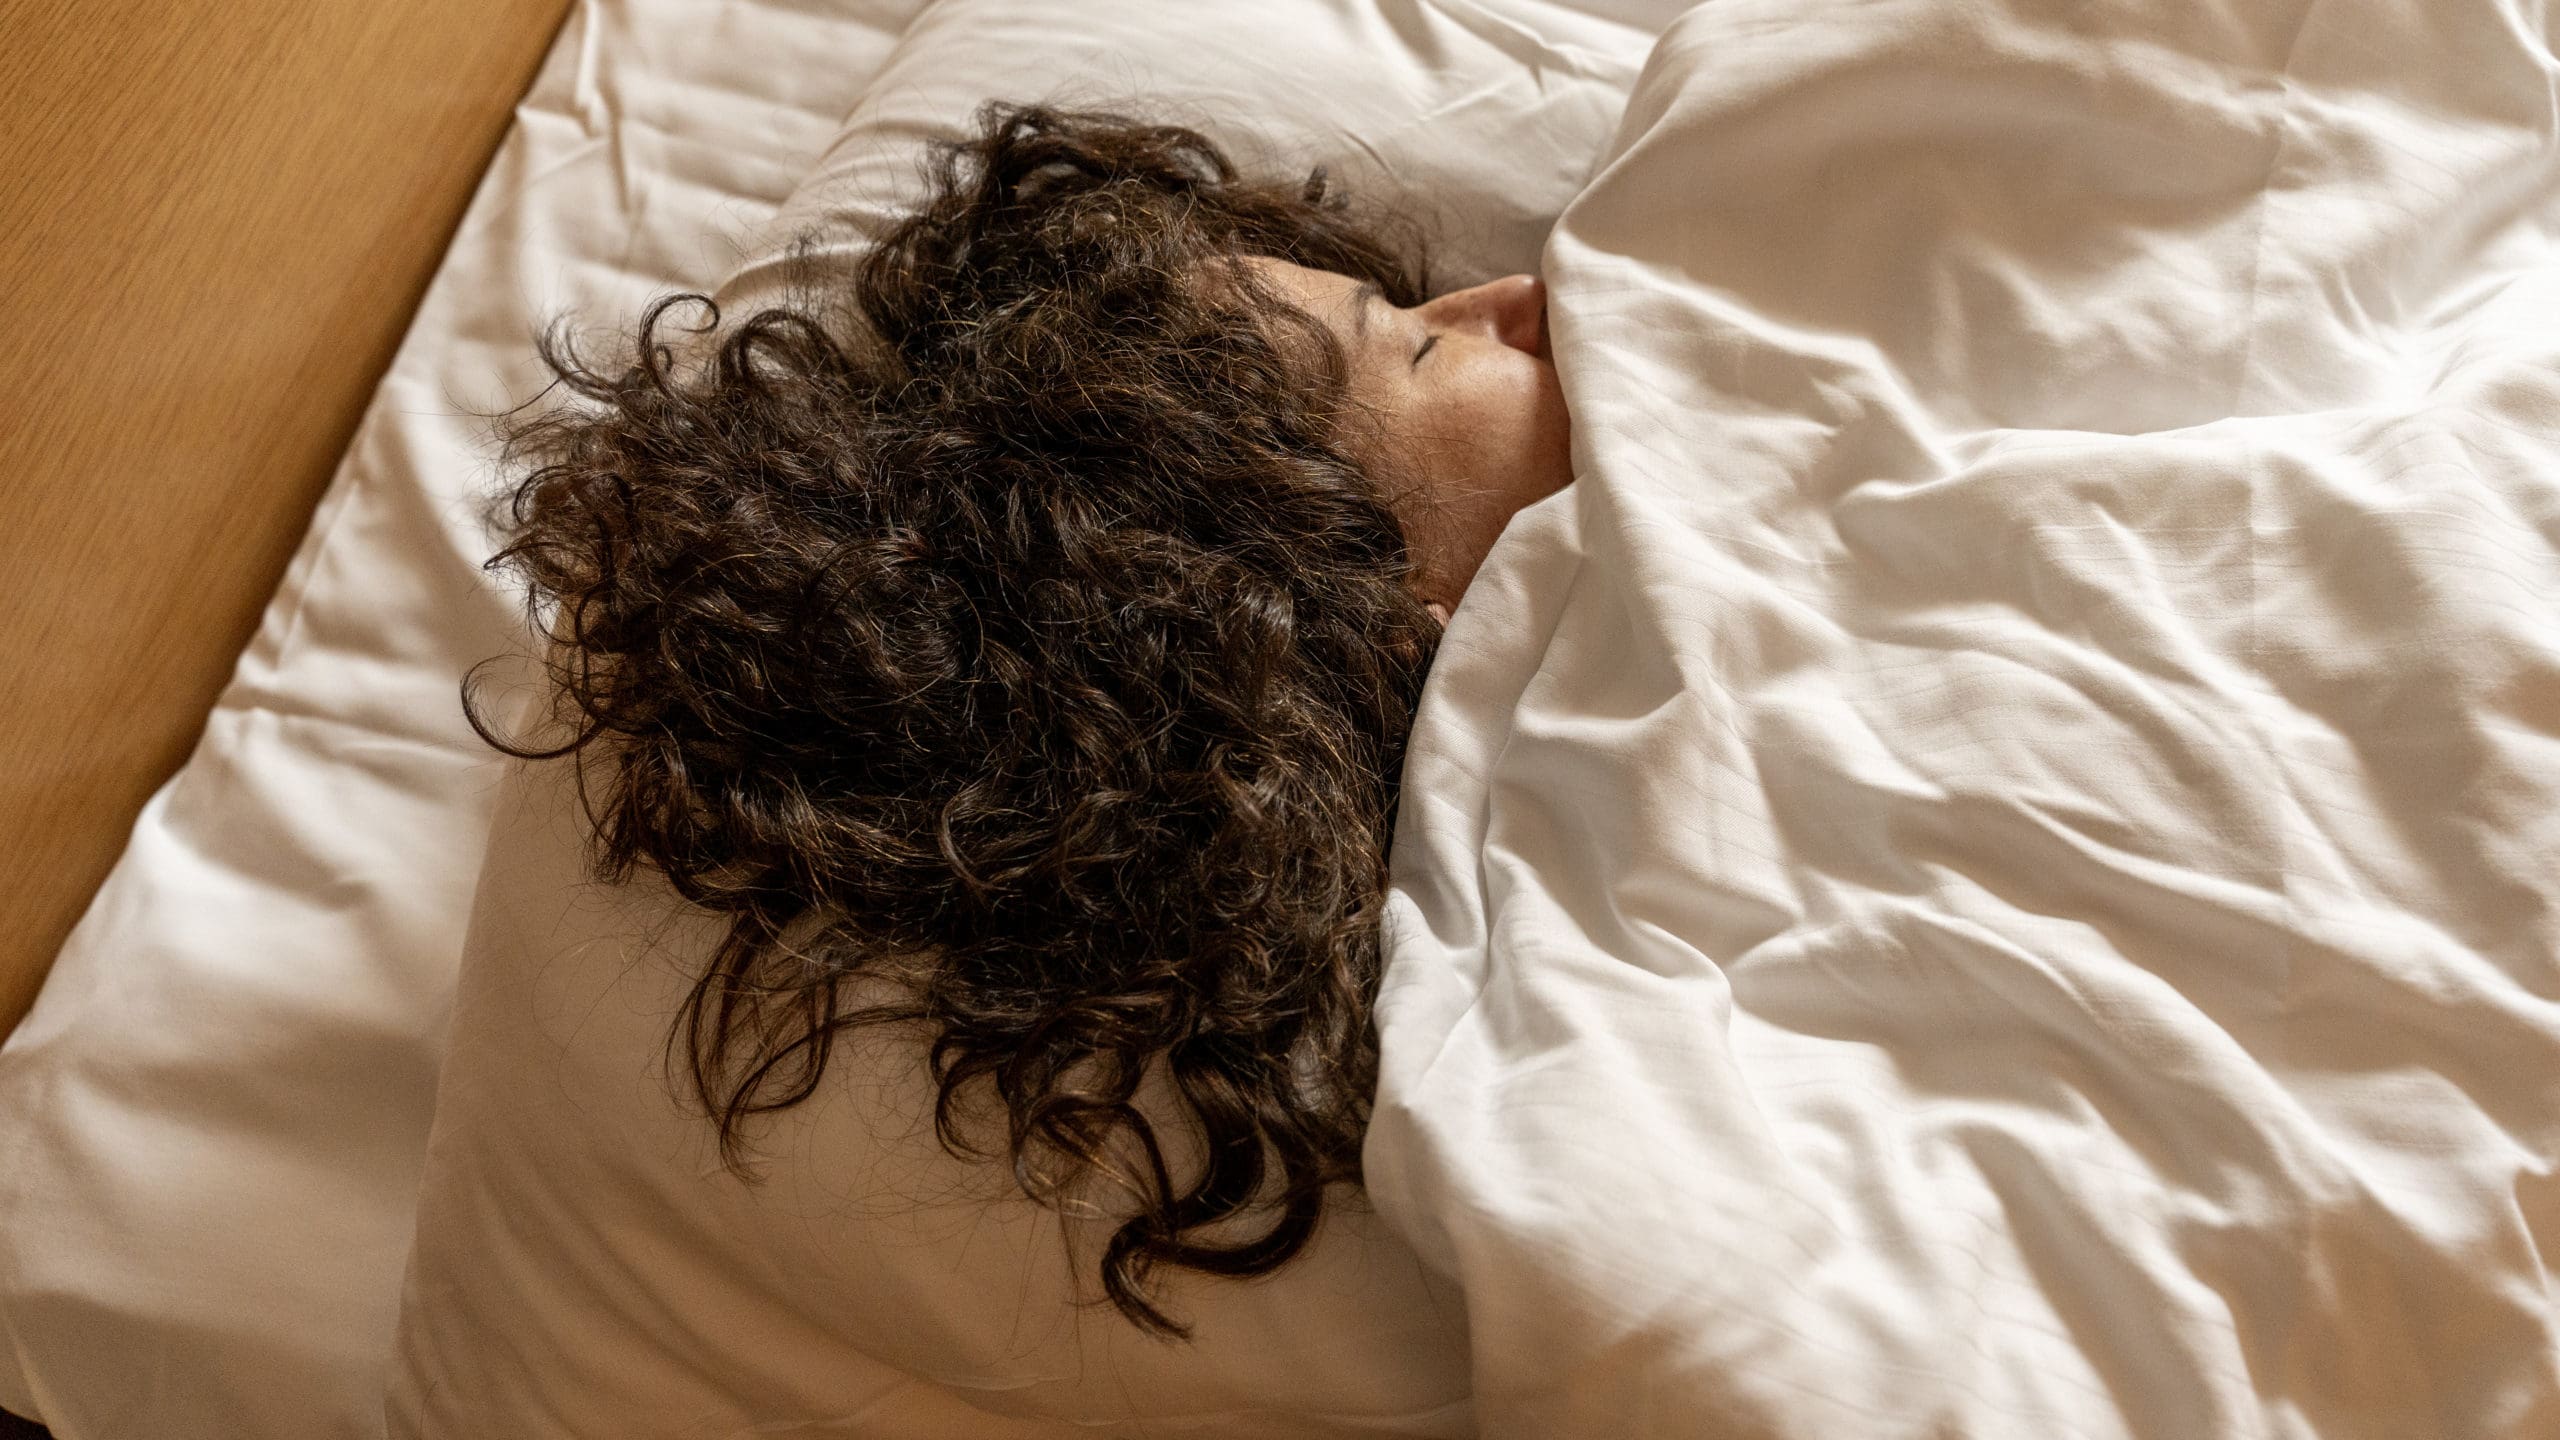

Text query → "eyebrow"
[1351,281,1382,345]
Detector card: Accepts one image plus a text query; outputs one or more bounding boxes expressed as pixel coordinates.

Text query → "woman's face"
[1247,258,1574,620]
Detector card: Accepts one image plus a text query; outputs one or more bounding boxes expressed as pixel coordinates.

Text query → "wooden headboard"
[0,0,577,1038]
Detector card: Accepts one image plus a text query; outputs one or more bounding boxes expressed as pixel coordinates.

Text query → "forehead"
[1241,256,1376,339]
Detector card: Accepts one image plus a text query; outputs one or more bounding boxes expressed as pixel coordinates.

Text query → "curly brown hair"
[466,103,1444,1337]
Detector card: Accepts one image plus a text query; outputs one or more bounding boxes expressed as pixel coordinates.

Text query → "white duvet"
[1370,0,2560,1436]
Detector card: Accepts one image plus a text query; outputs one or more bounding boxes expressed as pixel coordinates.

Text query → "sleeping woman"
[470,101,1571,1337]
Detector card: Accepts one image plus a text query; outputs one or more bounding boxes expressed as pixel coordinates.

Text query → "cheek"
[1386,355,1577,602]
[1452,354,1572,505]
[1527,364,1573,474]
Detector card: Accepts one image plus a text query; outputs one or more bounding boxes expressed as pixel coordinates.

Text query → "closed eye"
[1412,333,1439,367]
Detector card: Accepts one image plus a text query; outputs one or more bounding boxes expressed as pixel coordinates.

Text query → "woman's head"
[859,108,1575,616]
[470,102,1569,1337]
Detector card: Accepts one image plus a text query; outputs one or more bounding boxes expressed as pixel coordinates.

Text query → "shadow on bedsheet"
[0,1406,49,1439]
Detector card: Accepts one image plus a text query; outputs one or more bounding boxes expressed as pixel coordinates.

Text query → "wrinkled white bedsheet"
[1370,1,2560,1436]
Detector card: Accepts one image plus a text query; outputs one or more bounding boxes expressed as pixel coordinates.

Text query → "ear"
[1426,600,1452,626]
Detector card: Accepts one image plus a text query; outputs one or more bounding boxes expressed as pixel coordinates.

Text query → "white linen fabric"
[384,3,1668,1435]
[1368,0,2560,1436]
[390,759,1474,1439]
[0,1,932,1435]
[713,0,1660,314]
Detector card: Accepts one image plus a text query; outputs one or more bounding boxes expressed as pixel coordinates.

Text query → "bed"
[6,0,2558,1436]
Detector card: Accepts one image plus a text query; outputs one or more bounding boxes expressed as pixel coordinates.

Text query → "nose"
[1421,273,1549,359]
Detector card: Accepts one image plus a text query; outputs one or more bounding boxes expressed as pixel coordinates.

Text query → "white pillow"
[388,2,1656,1435]
[715,0,1655,312]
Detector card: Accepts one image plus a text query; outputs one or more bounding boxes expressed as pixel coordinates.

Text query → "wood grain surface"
[0,0,573,1039]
